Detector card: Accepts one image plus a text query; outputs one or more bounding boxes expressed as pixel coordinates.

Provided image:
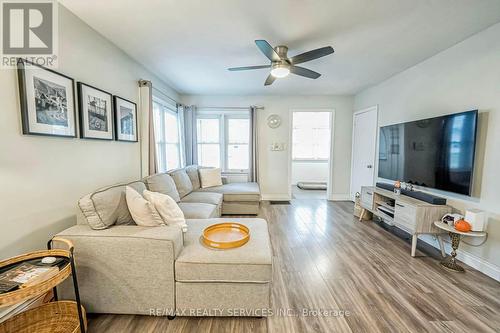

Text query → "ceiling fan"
[228,40,334,86]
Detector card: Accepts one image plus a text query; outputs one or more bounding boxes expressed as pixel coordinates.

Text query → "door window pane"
[292,112,331,160]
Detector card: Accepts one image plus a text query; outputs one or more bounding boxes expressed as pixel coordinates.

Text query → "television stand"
[359,186,452,257]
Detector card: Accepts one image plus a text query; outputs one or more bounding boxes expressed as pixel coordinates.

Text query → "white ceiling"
[60,0,500,96]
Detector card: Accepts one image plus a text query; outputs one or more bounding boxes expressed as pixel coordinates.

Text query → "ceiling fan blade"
[255,40,281,62]
[264,73,276,86]
[290,66,321,79]
[228,65,271,71]
[289,46,334,65]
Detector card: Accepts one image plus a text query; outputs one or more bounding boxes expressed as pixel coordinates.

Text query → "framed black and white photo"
[17,59,76,137]
[114,96,138,142]
[77,82,114,140]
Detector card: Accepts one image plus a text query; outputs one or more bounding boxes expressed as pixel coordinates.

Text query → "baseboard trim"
[261,194,292,201]
[419,235,500,281]
[329,194,351,201]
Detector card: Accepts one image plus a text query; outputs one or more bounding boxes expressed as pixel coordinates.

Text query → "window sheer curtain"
[249,106,259,183]
[138,79,157,176]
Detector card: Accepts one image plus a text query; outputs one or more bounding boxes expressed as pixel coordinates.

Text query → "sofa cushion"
[195,182,260,202]
[185,165,201,190]
[143,173,181,202]
[126,186,165,227]
[169,169,193,198]
[175,218,272,283]
[199,168,223,188]
[177,202,219,219]
[180,192,223,206]
[143,190,186,231]
[78,181,145,230]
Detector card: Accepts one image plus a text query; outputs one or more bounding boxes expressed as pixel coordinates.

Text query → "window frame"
[196,110,250,174]
[153,96,182,172]
[224,114,250,173]
[196,115,222,169]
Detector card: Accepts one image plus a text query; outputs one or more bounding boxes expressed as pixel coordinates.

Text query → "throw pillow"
[143,190,188,232]
[125,186,165,226]
[199,168,223,188]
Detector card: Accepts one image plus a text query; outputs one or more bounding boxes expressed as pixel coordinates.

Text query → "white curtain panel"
[177,104,187,167]
[138,80,157,176]
[249,106,259,183]
[182,105,198,166]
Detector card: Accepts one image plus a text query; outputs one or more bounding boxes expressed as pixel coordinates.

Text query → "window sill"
[222,171,249,175]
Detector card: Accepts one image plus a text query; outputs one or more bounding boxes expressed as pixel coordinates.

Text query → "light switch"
[270,143,286,151]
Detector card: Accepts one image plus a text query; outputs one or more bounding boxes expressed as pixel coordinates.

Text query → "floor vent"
[270,201,291,205]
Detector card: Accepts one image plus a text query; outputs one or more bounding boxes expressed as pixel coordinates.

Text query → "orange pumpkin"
[455,219,472,232]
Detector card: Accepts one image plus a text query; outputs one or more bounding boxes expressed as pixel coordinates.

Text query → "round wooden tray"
[202,223,250,249]
[0,300,86,333]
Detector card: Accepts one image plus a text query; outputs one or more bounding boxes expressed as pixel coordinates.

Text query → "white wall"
[181,95,354,200]
[354,23,500,279]
[291,161,329,185]
[0,5,178,259]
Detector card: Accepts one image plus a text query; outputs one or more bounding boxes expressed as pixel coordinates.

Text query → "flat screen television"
[378,110,478,196]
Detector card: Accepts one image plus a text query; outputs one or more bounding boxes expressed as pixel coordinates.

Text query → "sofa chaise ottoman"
[175,218,272,316]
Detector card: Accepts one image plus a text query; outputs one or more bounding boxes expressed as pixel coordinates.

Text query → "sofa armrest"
[55,225,183,315]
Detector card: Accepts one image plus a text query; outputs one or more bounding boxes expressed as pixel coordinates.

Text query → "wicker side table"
[0,237,86,333]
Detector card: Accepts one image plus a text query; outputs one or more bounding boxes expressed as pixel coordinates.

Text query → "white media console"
[359,186,452,257]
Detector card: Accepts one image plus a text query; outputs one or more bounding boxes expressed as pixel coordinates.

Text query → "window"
[197,118,220,168]
[196,111,250,172]
[292,112,331,160]
[153,98,181,172]
[226,118,249,170]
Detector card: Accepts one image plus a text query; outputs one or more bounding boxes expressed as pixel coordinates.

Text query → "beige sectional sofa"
[143,165,260,217]
[56,166,271,317]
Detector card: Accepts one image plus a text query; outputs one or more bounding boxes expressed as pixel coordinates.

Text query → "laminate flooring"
[88,199,500,333]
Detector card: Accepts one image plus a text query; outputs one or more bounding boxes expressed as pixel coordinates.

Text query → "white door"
[350,106,378,200]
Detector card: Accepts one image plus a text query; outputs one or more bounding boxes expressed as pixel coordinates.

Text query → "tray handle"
[48,237,74,253]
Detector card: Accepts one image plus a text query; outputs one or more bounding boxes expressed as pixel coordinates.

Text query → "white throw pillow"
[199,168,223,188]
[143,190,187,232]
[125,186,165,226]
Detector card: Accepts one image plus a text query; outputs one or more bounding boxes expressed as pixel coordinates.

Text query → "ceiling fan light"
[270,64,290,78]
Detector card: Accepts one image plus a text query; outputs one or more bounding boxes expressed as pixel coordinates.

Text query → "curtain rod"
[139,80,179,105]
[152,86,179,105]
[197,106,264,110]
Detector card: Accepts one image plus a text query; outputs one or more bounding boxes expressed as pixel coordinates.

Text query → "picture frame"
[77,82,114,140]
[114,96,138,142]
[17,59,77,138]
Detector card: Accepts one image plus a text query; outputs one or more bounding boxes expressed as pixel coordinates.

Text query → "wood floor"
[88,200,500,333]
